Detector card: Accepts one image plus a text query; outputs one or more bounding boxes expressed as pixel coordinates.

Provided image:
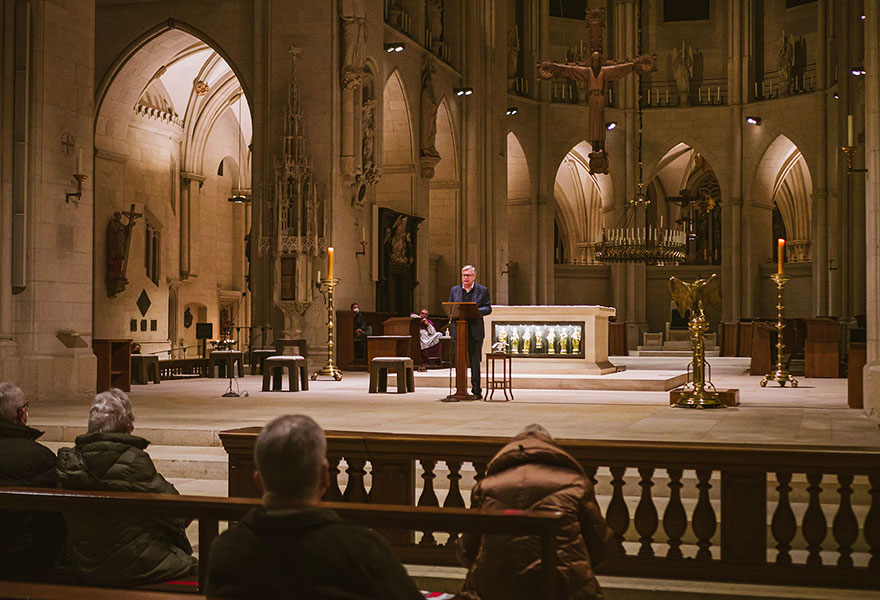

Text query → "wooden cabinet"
[93,339,132,393]
[805,318,840,378]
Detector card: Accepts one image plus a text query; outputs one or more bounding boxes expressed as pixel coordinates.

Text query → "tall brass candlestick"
[312,277,343,381]
[760,273,798,388]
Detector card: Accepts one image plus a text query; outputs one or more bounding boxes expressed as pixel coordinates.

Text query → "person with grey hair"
[206,415,422,599]
[458,424,615,600]
[56,389,196,586]
[446,264,492,400]
[0,382,66,578]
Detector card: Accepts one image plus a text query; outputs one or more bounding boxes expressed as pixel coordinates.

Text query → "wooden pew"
[0,488,564,599]
[0,582,202,600]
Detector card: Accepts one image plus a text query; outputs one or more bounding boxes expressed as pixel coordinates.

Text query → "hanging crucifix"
[536,9,655,174]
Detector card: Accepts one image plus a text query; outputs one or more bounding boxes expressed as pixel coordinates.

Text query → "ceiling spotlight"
[861,14,866,20]
[454,87,473,97]
[745,116,761,126]
[605,121,617,130]
[227,194,249,204]
[851,68,866,76]
[384,42,405,53]
[506,107,518,116]
[833,92,839,99]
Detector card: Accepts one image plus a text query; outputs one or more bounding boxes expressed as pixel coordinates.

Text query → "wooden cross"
[536,8,655,174]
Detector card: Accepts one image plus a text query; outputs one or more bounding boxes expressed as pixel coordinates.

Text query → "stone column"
[812,0,829,315]
[179,172,204,279]
[863,0,879,420]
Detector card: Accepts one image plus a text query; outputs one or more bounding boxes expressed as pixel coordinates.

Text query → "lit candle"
[847,115,854,146]
[777,238,785,274]
[317,270,321,283]
[327,247,334,279]
[76,149,82,174]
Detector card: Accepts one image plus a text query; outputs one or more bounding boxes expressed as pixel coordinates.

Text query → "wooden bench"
[369,357,415,393]
[0,581,202,600]
[262,355,309,392]
[0,488,564,598]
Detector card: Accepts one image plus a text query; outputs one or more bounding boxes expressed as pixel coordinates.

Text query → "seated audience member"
[206,414,422,600]
[412,308,443,365]
[56,389,196,586]
[458,424,615,600]
[0,382,66,578]
[351,302,372,361]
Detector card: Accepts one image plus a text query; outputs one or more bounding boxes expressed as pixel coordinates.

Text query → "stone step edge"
[405,567,878,600]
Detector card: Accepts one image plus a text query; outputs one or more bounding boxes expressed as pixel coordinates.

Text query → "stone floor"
[28,357,880,448]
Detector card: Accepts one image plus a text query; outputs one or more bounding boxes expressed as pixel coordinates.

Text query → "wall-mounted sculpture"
[420,57,441,178]
[106,203,141,297]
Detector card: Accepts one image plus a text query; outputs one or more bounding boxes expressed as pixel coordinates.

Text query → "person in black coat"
[206,415,423,600]
[0,382,66,579]
[447,265,492,399]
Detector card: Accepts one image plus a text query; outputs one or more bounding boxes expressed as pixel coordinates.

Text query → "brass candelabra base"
[673,312,725,409]
[760,272,798,388]
[312,277,343,381]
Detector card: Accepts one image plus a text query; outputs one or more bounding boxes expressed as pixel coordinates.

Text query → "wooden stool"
[131,355,160,385]
[262,356,309,392]
[369,357,415,393]
[209,351,244,378]
[485,352,513,401]
[250,349,276,375]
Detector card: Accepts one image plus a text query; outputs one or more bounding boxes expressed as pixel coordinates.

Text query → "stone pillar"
[179,172,204,279]
[863,0,880,421]
[812,0,829,315]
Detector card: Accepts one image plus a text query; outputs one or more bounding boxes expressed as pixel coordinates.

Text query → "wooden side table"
[485,352,513,401]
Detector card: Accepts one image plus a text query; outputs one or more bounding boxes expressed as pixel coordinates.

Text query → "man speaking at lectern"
[448,265,492,399]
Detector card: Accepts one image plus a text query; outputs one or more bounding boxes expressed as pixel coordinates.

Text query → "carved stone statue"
[106,204,141,297]
[672,41,693,103]
[385,214,412,264]
[776,32,794,96]
[340,11,365,89]
[386,0,404,29]
[420,58,440,177]
[427,0,444,54]
[507,30,520,82]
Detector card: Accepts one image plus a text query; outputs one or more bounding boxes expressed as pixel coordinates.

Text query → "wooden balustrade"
[0,487,563,598]
[218,428,880,590]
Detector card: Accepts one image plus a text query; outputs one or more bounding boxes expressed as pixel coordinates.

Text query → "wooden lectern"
[442,301,481,402]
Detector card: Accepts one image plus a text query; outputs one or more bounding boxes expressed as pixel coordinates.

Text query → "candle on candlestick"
[327,247,334,279]
[847,114,854,146]
[76,149,82,174]
[361,227,366,243]
[317,270,321,283]
[777,239,785,274]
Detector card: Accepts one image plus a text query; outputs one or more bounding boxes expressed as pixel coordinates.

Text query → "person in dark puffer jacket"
[457,424,616,600]
[0,382,66,579]
[56,389,196,586]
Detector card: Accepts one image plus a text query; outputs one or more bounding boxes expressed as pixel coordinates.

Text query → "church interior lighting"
[506,107,518,115]
[605,121,617,130]
[454,87,473,96]
[851,67,866,76]
[745,116,762,125]
[384,42,404,53]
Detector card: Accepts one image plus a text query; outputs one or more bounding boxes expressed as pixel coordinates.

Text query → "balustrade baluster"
[473,461,488,487]
[444,460,466,508]
[322,456,343,502]
[866,473,880,569]
[606,466,629,554]
[770,470,796,566]
[584,465,599,488]
[832,472,858,567]
[417,460,439,546]
[343,457,370,503]
[692,469,716,561]
[802,472,827,567]
[635,467,658,557]
[663,468,686,559]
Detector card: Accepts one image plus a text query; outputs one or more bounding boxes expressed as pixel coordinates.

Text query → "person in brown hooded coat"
[457,424,615,600]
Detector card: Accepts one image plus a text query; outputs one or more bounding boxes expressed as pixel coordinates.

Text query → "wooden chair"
[369,357,415,393]
[262,356,309,392]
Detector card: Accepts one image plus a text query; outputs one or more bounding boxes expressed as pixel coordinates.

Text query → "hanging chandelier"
[594,0,686,265]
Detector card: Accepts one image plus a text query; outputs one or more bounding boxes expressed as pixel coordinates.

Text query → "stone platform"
[415,369,688,391]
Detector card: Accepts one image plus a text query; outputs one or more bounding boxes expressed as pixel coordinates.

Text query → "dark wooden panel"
[848,343,866,408]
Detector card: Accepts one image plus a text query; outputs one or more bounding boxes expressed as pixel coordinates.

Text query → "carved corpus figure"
[420,57,441,178]
[776,32,794,96]
[507,29,520,82]
[536,9,655,174]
